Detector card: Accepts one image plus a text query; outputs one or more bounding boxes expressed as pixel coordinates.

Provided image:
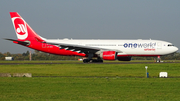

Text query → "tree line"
[0,50,80,60]
[0,50,180,60]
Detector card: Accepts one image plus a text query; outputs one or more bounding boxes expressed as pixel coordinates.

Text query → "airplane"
[5,12,178,63]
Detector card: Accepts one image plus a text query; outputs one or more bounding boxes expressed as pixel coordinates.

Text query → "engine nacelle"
[100,51,117,60]
[117,56,132,61]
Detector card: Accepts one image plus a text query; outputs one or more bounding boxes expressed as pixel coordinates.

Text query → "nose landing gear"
[157,56,161,62]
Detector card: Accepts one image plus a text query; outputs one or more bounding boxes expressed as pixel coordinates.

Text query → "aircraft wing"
[43,41,123,54]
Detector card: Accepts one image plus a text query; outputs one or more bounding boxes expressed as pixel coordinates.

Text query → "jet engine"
[100,51,117,60]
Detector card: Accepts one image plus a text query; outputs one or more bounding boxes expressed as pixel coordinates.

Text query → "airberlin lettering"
[123,43,156,48]
[16,24,26,34]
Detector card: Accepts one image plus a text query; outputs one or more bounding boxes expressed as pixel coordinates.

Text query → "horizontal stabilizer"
[4,38,30,46]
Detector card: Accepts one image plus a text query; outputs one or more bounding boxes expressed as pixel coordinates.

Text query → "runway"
[0,62,179,65]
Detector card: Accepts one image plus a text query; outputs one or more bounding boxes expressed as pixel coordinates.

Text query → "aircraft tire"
[83,59,103,63]
[83,59,89,63]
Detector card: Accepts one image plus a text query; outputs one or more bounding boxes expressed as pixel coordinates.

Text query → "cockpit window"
[168,44,174,46]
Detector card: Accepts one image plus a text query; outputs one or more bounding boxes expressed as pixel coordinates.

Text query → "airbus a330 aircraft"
[5,12,178,63]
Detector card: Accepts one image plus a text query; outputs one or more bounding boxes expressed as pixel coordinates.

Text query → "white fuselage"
[46,39,178,56]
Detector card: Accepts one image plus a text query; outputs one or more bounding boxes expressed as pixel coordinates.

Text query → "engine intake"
[100,51,117,60]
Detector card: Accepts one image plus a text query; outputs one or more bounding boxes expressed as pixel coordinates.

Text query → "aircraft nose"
[174,46,178,52]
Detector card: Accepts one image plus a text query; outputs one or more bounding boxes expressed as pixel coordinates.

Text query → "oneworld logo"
[12,17,28,40]
[123,42,156,48]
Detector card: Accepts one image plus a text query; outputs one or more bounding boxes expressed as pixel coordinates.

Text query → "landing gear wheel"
[97,59,103,63]
[83,59,103,63]
[83,59,89,63]
[99,60,103,63]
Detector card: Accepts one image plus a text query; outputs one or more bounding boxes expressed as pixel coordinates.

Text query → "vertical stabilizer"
[10,12,45,42]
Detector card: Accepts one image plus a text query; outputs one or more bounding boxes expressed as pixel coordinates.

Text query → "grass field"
[0,60,180,101]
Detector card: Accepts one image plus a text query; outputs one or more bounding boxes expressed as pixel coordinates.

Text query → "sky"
[1,0,180,53]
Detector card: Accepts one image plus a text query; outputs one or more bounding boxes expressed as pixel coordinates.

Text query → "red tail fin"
[10,12,45,42]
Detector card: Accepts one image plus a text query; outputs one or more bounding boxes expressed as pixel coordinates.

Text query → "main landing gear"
[83,59,103,63]
[83,53,103,63]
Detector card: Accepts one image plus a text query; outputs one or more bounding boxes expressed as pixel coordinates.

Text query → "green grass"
[0,62,180,77]
[0,77,180,101]
[0,61,180,100]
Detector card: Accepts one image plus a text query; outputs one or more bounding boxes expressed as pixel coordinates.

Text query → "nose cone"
[166,46,178,55]
[174,46,179,52]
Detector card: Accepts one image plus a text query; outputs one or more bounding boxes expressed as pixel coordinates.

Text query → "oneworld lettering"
[123,43,156,48]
